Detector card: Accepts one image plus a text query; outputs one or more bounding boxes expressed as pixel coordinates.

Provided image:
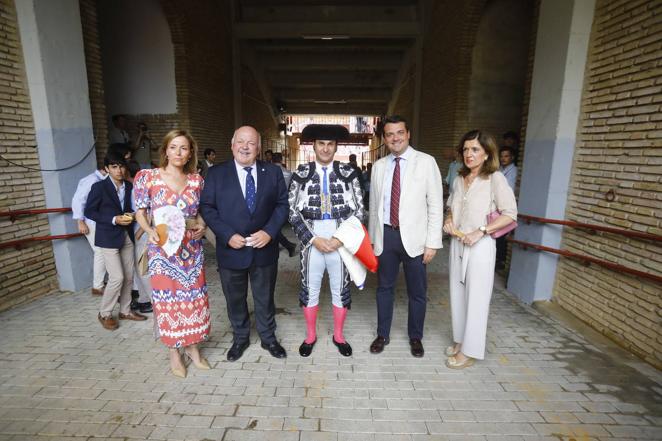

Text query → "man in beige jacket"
[368,115,443,357]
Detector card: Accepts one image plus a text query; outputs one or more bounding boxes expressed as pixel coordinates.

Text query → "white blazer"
[369,147,444,257]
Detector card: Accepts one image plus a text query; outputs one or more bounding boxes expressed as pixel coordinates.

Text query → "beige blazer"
[368,147,444,257]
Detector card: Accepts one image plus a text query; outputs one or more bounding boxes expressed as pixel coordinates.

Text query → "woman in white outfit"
[442,130,517,369]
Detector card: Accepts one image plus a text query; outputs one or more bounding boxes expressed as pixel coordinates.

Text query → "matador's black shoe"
[333,337,352,357]
[298,339,316,357]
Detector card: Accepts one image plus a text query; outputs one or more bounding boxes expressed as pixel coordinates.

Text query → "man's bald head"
[231,125,261,167]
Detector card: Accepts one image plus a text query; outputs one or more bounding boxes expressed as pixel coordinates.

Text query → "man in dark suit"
[85,152,147,330]
[200,126,289,361]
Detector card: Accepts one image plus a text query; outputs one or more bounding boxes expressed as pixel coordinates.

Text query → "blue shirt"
[382,146,413,226]
[71,170,107,222]
[445,160,461,187]
[500,163,517,190]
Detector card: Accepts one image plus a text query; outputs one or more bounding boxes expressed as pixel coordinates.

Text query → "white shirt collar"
[390,145,413,162]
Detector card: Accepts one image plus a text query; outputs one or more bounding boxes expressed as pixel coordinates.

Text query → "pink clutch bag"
[486,210,517,238]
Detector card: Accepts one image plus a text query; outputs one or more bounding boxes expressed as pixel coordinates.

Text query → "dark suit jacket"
[200,159,288,270]
[84,178,135,248]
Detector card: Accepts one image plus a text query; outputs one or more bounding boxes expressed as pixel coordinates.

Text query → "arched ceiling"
[235,0,421,115]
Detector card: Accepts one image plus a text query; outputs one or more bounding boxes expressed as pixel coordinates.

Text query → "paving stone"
[426,422,537,436]
[0,241,659,440]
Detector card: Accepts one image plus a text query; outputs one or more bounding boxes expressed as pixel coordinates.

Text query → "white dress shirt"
[381,146,413,225]
[500,163,518,190]
[71,170,107,222]
[234,160,258,198]
[110,180,127,225]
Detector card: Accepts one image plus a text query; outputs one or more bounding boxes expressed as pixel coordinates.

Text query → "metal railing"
[0,207,83,250]
[510,214,662,284]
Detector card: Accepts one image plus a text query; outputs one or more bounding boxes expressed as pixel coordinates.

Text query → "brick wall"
[554,0,662,369]
[122,113,180,166]
[389,61,416,133]
[161,0,235,162]
[79,0,108,167]
[241,65,280,151]
[0,0,58,311]
[417,0,485,172]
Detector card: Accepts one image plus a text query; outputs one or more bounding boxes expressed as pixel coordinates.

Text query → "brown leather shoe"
[409,338,424,358]
[118,312,147,321]
[98,313,118,330]
[91,288,104,296]
[370,336,389,354]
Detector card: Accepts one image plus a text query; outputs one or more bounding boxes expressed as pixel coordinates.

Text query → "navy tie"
[244,167,256,214]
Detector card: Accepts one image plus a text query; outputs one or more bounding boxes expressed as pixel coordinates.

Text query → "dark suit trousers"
[376,225,427,340]
[219,263,278,344]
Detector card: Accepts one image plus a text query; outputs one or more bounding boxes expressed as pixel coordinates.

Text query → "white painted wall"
[15,0,97,291]
[508,0,595,303]
[98,0,176,116]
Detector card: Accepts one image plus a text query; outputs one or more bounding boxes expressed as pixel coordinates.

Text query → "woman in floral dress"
[134,129,211,378]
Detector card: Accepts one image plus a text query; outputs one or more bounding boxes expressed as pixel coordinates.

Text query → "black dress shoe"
[227,341,250,362]
[409,338,424,357]
[298,339,316,357]
[137,302,153,313]
[370,336,389,354]
[261,341,287,359]
[333,338,352,357]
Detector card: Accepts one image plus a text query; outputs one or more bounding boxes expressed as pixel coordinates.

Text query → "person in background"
[108,114,130,145]
[499,146,517,190]
[272,152,296,257]
[362,162,372,208]
[445,157,462,194]
[132,122,155,169]
[495,145,518,270]
[264,149,273,163]
[198,148,216,179]
[443,130,517,369]
[204,148,216,168]
[84,152,147,330]
[71,164,108,296]
[134,129,211,378]
[348,154,365,191]
[130,190,153,314]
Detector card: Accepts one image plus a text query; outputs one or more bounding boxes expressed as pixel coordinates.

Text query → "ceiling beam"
[267,70,397,88]
[260,51,403,70]
[276,87,391,102]
[235,21,419,39]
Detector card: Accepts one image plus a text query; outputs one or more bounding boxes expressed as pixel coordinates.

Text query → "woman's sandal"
[446,355,475,369]
[184,352,211,370]
[445,345,460,356]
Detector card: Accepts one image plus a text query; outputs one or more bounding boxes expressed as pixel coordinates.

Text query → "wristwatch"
[479,225,488,235]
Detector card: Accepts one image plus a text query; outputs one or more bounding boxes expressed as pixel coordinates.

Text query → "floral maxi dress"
[133,169,210,348]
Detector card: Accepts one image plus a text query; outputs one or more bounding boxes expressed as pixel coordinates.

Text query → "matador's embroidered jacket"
[288,161,366,246]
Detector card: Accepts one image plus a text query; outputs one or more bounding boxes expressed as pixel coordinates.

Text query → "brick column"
[15,0,97,291]
[507,0,595,303]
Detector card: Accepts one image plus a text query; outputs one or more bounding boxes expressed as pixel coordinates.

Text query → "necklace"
[464,174,479,187]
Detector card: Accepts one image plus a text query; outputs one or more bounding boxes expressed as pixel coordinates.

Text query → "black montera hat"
[301,124,350,142]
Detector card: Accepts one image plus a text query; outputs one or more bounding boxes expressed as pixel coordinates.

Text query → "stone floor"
[0,237,660,441]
